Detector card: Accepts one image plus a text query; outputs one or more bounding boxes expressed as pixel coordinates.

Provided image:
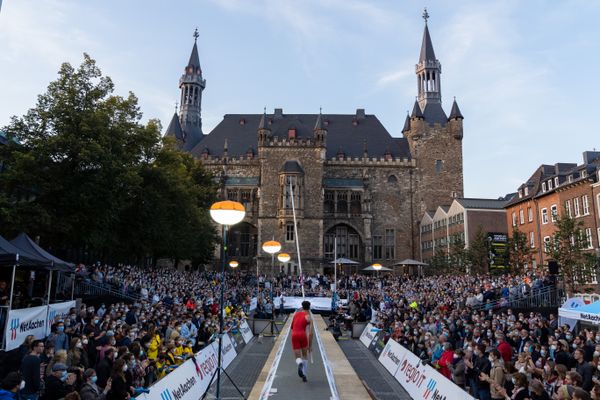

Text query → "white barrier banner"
[211,333,237,370]
[47,300,76,335]
[392,339,475,400]
[5,305,48,351]
[359,323,377,348]
[272,296,346,311]
[142,345,218,400]
[240,320,253,344]
[378,338,404,376]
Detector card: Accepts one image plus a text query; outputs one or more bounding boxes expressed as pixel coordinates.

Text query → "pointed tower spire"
[314,108,324,131]
[179,28,206,151]
[416,9,442,111]
[313,107,327,145]
[411,100,424,119]
[257,107,271,146]
[402,111,411,132]
[448,97,464,120]
[164,112,185,145]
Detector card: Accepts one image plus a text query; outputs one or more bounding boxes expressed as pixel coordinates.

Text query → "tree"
[546,212,595,296]
[0,54,217,264]
[468,226,489,274]
[448,236,469,274]
[429,247,450,275]
[508,227,533,274]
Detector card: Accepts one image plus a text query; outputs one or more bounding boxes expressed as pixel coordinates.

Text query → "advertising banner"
[392,339,476,400]
[211,333,237,370]
[47,300,76,334]
[369,330,386,357]
[229,330,245,352]
[141,346,218,400]
[272,296,346,311]
[378,337,404,376]
[359,323,377,348]
[5,305,48,351]
[240,320,254,344]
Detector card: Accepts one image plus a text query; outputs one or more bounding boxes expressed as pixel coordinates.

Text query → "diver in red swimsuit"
[291,300,313,382]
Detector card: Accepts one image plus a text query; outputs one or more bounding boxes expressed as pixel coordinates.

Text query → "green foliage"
[0,54,216,264]
[547,212,595,295]
[508,227,532,274]
[468,226,489,274]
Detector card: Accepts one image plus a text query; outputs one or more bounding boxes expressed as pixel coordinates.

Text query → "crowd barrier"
[359,324,475,400]
[136,320,254,400]
[4,300,76,351]
[249,296,348,312]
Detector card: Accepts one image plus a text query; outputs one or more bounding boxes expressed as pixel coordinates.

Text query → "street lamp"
[229,260,239,268]
[371,263,383,300]
[277,253,290,273]
[210,200,245,400]
[262,239,281,275]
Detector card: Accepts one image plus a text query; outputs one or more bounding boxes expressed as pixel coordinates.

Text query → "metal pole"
[333,237,337,309]
[71,273,75,300]
[47,269,53,305]
[289,181,304,298]
[8,264,16,310]
[216,224,228,400]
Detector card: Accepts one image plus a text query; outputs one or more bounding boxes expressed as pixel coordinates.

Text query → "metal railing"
[473,285,562,311]
[72,279,141,302]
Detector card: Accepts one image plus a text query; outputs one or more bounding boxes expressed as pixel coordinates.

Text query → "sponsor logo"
[197,353,218,380]
[423,378,437,399]
[48,310,57,329]
[159,376,197,400]
[399,358,428,388]
[19,319,45,333]
[580,313,600,322]
[9,318,19,340]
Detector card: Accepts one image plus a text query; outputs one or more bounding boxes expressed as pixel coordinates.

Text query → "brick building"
[419,198,508,265]
[504,152,600,270]
[164,16,465,273]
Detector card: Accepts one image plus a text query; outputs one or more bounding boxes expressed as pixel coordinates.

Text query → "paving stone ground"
[337,337,412,400]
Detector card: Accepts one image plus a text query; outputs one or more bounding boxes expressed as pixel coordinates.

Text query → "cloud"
[377,66,413,87]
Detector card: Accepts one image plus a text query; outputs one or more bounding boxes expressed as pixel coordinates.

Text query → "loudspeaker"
[548,260,559,275]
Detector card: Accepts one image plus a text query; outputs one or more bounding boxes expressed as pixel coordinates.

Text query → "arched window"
[324,225,362,260]
[387,175,398,183]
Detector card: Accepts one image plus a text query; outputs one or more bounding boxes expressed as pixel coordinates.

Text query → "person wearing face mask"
[66,338,87,369]
[107,359,130,400]
[0,372,25,400]
[48,323,69,352]
[448,349,466,389]
[42,363,76,400]
[80,369,111,400]
[487,350,506,400]
[20,340,44,400]
[96,348,115,389]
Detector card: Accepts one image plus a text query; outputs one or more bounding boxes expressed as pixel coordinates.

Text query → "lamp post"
[371,263,383,300]
[261,240,281,291]
[210,200,245,400]
[277,252,290,274]
[229,260,239,269]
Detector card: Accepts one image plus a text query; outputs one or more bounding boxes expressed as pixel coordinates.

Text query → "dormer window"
[288,128,296,139]
[582,170,587,178]
[554,177,559,187]
[542,182,547,192]
[548,180,553,190]
[518,189,523,198]
[568,175,573,183]
[245,148,254,159]
[524,187,529,196]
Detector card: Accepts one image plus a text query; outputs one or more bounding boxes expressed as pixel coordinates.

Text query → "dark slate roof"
[188,41,201,70]
[504,164,554,207]
[456,198,506,210]
[190,112,412,159]
[164,113,185,140]
[411,101,423,119]
[402,114,411,132]
[422,102,447,125]
[281,160,304,173]
[419,24,436,63]
[448,99,464,120]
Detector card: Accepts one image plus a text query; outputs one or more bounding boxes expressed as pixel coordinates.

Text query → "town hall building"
[165,15,465,273]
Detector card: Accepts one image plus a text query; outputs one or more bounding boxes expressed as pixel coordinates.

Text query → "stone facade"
[165,18,465,274]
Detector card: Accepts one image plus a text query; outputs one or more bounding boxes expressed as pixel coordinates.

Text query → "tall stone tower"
[404,9,464,213]
[179,28,206,151]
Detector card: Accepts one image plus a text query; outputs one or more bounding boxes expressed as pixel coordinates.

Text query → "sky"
[0,0,599,199]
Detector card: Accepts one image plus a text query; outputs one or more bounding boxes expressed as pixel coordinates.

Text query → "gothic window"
[240,189,251,211]
[350,192,362,215]
[337,192,348,214]
[324,191,335,214]
[226,188,238,201]
[373,235,383,260]
[324,234,335,259]
[348,234,359,259]
[387,175,398,183]
[435,160,443,174]
[286,223,295,242]
[324,224,362,261]
[385,229,395,260]
[281,175,301,211]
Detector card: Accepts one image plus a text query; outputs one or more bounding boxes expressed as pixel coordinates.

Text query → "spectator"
[42,363,76,400]
[575,348,594,391]
[488,349,506,400]
[0,372,23,400]
[20,340,44,400]
[79,368,110,400]
[47,322,69,352]
[106,359,129,400]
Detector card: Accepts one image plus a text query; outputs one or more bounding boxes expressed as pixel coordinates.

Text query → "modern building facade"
[165,16,465,273]
[504,151,600,270]
[419,198,508,265]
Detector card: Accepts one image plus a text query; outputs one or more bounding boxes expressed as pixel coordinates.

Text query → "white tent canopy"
[559,298,600,328]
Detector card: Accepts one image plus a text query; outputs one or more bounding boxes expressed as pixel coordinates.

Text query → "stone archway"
[324,224,364,274]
